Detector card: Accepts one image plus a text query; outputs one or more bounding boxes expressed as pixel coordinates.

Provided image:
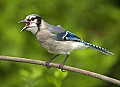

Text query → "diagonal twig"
[0,56,120,86]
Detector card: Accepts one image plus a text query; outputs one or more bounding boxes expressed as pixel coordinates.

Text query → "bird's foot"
[45,61,51,68]
[59,63,66,72]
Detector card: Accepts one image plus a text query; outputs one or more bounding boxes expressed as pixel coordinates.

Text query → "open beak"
[18,19,28,32]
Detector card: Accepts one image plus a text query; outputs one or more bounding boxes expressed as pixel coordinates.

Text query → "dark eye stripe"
[27,19,31,21]
[31,17,35,21]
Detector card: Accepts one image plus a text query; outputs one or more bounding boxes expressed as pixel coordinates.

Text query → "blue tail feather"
[83,42,113,55]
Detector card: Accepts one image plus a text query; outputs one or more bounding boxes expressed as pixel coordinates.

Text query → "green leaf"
[46,75,62,87]
[54,69,68,80]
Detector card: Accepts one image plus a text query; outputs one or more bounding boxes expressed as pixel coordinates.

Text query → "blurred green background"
[0,0,120,87]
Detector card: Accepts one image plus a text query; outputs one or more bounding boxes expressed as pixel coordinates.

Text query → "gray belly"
[36,30,73,54]
[40,40,72,54]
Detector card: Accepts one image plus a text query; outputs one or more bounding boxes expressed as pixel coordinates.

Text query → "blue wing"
[55,31,82,41]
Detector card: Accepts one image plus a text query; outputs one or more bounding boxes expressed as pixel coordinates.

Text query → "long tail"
[83,41,113,55]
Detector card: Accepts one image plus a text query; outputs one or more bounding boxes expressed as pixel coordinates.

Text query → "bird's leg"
[45,54,60,68]
[59,54,69,72]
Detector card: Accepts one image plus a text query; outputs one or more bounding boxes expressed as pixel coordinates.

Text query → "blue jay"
[19,14,113,70]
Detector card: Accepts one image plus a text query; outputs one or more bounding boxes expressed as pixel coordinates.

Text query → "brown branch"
[0,56,120,86]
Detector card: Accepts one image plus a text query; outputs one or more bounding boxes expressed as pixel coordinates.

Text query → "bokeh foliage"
[0,0,120,87]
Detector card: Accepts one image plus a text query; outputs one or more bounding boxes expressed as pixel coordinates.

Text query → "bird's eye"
[27,19,31,21]
[31,17,35,21]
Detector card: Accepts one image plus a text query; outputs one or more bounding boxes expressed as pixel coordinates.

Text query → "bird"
[18,14,113,71]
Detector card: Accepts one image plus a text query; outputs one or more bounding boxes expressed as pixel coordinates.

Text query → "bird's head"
[18,14,42,34]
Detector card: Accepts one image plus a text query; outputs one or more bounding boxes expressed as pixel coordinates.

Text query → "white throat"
[27,27,38,34]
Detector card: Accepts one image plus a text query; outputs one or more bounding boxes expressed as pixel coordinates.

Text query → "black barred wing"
[55,31,82,42]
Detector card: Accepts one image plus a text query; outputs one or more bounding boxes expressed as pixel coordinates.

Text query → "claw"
[45,54,60,69]
[59,63,66,72]
[45,61,51,68]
